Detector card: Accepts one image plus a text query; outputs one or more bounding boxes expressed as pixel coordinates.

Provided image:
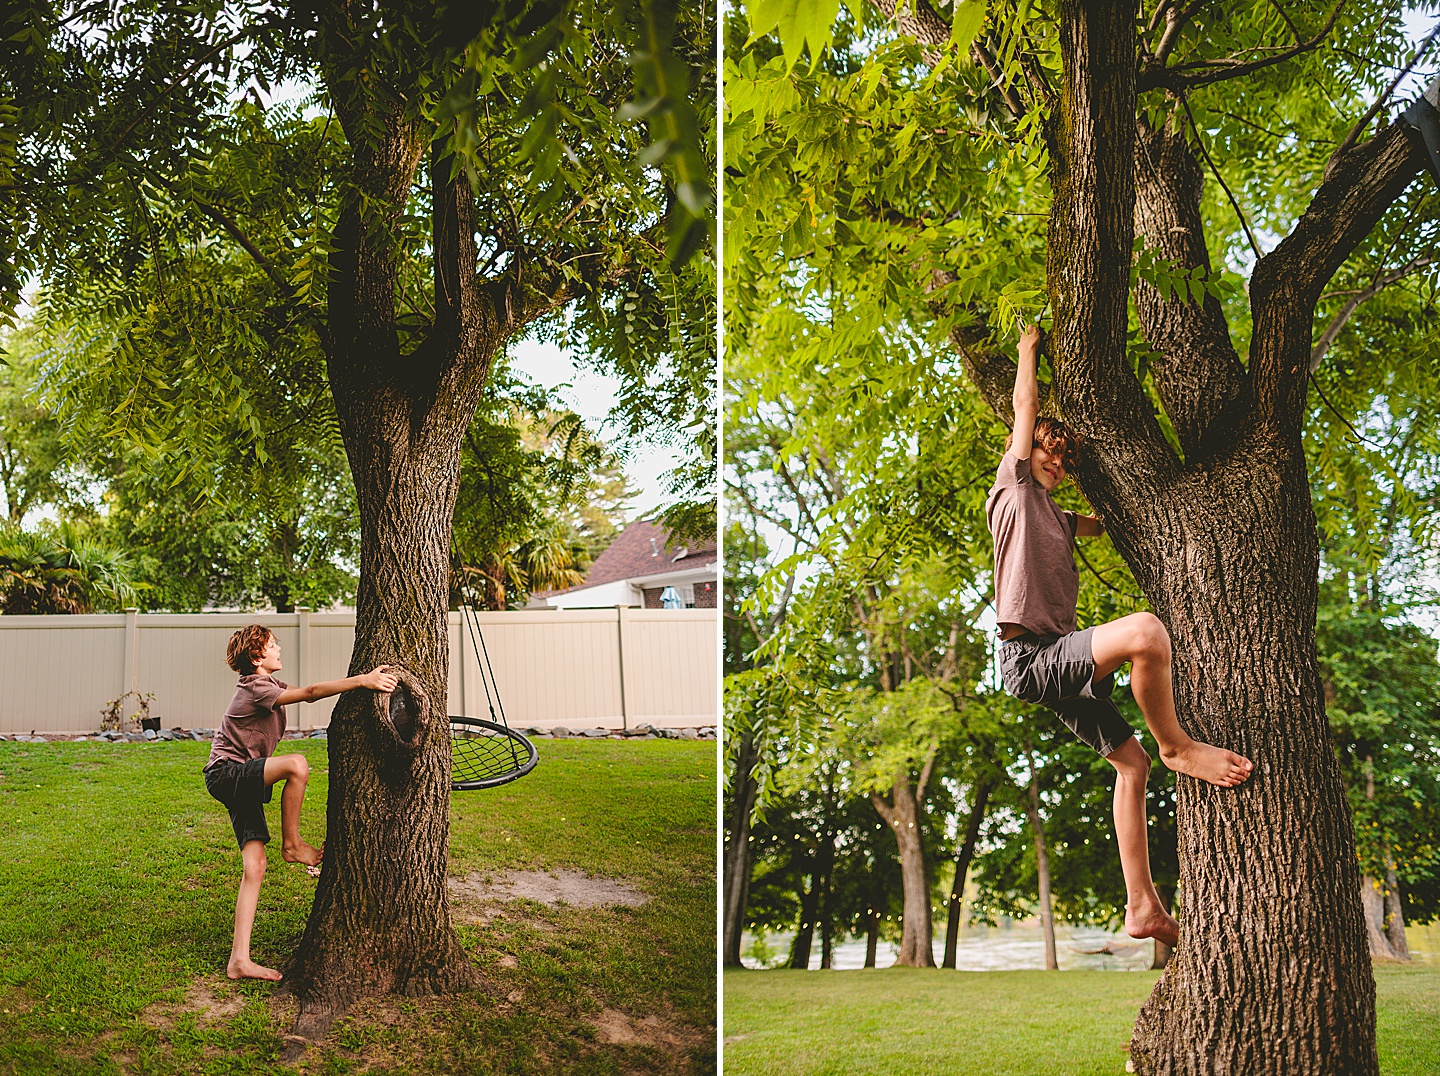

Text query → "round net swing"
[450,604,537,791]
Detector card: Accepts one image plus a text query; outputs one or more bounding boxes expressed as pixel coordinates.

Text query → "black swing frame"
[450,601,538,791]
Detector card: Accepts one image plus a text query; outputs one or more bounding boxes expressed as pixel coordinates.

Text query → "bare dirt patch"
[449,869,648,910]
[589,1007,708,1050]
[140,977,246,1029]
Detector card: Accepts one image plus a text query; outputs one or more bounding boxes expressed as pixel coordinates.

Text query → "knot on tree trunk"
[374,665,431,750]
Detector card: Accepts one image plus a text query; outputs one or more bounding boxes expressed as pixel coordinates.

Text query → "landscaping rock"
[581,728,608,738]
[143,729,158,741]
[679,728,699,740]
[308,729,328,739]
[124,732,146,742]
[552,726,572,738]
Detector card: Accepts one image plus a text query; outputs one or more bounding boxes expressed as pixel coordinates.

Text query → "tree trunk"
[723,732,761,966]
[864,901,880,968]
[788,867,820,969]
[1383,866,1409,960]
[281,99,503,1040]
[1024,750,1058,971]
[943,780,990,969]
[871,761,936,967]
[1360,875,1397,960]
[817,825,836,969]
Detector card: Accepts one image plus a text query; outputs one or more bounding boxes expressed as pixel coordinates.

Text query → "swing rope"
[449,593,537,790]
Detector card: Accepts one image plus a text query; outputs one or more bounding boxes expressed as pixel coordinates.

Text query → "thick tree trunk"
[1024,752,1058,971]
[1118,470,1375,1074]
[871,764,936,967]
[281,92,502,1041]
[943,780,990,969]
[723,732,761,966]
[1360,875,1398,959]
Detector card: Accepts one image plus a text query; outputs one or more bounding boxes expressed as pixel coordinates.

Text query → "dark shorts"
[1000,627,1136,757]
[203,757,273,848]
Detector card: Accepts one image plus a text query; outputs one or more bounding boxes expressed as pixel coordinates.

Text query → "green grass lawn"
[722,963,1440,1075]
[0,738,716,1075]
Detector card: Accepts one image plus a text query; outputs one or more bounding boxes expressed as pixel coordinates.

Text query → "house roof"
[549,520,717,595]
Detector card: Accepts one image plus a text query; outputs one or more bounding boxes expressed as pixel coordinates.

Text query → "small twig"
[1074,542,1143,601]
[1308,371,1381,447]
[1309,256,1432,371]
[1327,20,1440,177]
[1180,92,1262,259]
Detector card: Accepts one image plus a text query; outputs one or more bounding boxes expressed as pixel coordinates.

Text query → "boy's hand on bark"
[362,668,399,693]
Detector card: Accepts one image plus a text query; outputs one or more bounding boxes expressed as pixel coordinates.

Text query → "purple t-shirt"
[985,452,1079,637]
[205,674,289,767]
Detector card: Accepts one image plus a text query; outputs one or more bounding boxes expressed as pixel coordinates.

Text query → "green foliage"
[0,521,144,614]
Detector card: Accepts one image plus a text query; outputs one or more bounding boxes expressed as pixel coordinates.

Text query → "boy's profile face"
[256,635,283,675]
[1030,440,1067,491]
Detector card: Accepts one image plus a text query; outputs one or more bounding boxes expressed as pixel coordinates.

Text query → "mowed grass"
[0,738,716,1075]
[722,963,1440,1076]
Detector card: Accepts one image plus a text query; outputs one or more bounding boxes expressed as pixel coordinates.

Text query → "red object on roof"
[555,520,717,594]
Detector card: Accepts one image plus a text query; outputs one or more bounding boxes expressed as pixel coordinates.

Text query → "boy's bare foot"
[227,958,282,982]
[1125,904,1180,949]
[282,840,323,867]
[1161,741,1253,788]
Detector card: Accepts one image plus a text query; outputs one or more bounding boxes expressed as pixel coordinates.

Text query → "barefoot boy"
[202,624,397,981]
[987,325,1253,948]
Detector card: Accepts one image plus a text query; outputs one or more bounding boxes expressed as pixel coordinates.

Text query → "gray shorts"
[999,627,1135,757]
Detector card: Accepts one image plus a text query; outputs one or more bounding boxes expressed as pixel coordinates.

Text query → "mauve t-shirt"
[205,675,289,768]
[985,452,1079,637]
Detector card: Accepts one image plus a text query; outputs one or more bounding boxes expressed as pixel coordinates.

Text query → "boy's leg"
[264,753,322,866]
[1105,737,1180,947]
[228,839,281,981]
[1090,613,1253,788]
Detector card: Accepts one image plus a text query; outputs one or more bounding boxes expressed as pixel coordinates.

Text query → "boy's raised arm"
[276,667,399,706]
[1011,323,1040,460]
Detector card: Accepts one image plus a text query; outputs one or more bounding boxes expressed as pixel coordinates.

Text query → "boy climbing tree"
[987,325,1254,948]
[202,624,397,981]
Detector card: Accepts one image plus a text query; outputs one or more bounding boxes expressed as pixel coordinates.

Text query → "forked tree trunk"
[942,780,990,969]
[280,83,519,1038]
[884,0,1427,1065]
[871,757,936,967]
[788,868,819,969]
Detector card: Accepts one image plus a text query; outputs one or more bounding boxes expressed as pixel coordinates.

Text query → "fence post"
[455,608,467,719]
[616,605,631,731]
[296,607,311,729]
[123,608,139,698]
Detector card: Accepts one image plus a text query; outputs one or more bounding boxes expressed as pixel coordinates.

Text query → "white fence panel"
[0,608,717,734]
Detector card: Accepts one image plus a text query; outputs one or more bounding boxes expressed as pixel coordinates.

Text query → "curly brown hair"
[1006,415,1079,470]
[226,624,274,675]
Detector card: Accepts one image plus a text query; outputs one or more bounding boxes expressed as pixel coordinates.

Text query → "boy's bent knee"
[1132,613,1170,660]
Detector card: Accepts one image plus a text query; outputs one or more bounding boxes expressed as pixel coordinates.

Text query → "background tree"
[730,2,1439,1069]
[5,0,714,1039]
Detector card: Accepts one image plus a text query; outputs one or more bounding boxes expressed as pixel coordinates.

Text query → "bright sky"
[508,337,687,519]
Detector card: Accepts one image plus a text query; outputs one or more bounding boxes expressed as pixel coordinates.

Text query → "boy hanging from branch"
[986,325,1253,948]
[202,624,397,981]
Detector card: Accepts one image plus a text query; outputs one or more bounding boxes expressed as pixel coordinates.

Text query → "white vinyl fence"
[0,608,717,735]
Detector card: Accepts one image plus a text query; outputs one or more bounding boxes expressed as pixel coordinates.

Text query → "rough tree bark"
[870,750,937,967]
[889,0,1431,1066]
[942,780,990,969]
[278,51,584,1034]
[723,732,761,966]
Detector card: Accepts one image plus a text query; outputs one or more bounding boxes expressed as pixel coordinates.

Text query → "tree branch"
[1139,0,1347,92]
[1309,256,1433,372]
[1249,121,1427,427]
[1326,21,1440,179]
[1131,116,1251,462]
